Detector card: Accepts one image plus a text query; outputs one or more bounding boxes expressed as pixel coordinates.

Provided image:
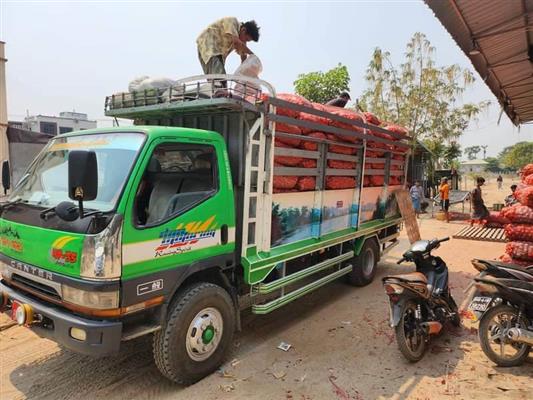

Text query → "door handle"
[221,224,228,245]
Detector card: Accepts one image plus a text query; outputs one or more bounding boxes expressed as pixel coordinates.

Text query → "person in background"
[497,174,503,190]
[471,176,489,224]
[439,177,450,222]
[409,180,424,218]
[325,92,351,108]
[504,184,518,206]
[197,18,260,76]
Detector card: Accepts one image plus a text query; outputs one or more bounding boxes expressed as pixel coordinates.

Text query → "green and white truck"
[0,75,409,384]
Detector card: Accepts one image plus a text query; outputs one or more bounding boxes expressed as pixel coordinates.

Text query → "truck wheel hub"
[186,307,223,361]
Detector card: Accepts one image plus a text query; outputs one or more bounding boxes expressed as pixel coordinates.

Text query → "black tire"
[395,300,427,362]
[153,282,236,384]
[478,304,531,367]
[347,239,379,286]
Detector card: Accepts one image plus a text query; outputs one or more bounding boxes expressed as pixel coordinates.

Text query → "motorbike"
[383,237,459,362]
[473,276,533,367]
[465,259,533,323]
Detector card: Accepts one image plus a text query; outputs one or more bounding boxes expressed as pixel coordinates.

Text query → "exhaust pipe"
[422,321,442,335]
[507,328,533,346]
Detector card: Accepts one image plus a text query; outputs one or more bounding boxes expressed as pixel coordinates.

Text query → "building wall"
[24,114,96,135]
[459,164,486,174]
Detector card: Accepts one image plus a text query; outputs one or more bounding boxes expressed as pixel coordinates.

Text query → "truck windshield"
[9,132,145,212]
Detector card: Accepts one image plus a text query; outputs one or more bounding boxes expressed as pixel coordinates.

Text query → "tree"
[358,33,490,147]
[500,142,533,170]
[485,157,500,173]
[443,142,461,167]
[294,64,350,103]
[464,145,481,160]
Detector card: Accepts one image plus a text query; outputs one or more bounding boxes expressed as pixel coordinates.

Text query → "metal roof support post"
[0,41,9,196]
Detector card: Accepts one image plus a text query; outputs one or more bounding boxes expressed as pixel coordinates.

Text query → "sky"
[1,0,532,158]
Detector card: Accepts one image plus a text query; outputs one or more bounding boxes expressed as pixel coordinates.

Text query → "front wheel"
[478,304,531,367]
[153,282,236,384]
[395,300,427,362]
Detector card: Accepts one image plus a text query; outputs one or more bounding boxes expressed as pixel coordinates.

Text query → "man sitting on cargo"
[197,18,260,77]
[325,92,351,108]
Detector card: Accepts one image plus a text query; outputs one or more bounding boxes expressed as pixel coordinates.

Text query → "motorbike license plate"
[469,296,492,313]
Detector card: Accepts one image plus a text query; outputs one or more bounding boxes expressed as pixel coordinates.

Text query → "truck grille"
[11,273,61,300]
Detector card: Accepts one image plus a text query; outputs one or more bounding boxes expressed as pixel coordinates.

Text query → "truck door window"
[135,143,218,226]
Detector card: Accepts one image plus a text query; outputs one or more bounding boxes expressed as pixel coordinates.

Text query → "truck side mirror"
[2,161,10,195]
[68,150,98,201]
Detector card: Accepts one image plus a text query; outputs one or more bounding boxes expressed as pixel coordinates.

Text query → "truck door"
[120,138,235,307]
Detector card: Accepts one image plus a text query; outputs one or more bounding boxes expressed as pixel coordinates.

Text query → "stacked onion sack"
[263,93,408,193]
[497,164,533,267]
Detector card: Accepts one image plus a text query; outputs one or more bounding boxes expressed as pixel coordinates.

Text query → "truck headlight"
[62,285,119,309]
[80,214,122,279]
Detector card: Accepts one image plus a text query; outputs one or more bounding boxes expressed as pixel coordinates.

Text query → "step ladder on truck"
[0,74,410,385]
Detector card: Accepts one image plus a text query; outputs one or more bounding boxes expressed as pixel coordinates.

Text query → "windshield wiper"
[0,198,27,212]
[40,203,103,221]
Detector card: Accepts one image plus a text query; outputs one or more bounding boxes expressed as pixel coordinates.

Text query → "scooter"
[383,237,459,362]
[473,276,533,367]
[465,259,533,323]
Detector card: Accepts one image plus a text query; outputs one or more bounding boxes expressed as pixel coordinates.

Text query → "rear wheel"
[153,282,236,384]
[478,304,530,367]
[395,300,427,362]
[347,239,379,286]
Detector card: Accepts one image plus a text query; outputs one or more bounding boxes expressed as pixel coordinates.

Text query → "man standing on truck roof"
[325,92,351,108]
[197,17,260,76]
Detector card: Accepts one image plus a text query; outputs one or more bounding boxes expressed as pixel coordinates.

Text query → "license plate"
[469,296,492,313]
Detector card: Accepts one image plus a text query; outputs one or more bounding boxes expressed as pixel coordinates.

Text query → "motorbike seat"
[388,272,427,284]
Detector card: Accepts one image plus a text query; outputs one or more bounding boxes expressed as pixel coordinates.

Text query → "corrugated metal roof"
[425,0,533,125]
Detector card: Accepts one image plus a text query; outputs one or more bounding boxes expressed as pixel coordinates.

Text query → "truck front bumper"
[0,281,122,356]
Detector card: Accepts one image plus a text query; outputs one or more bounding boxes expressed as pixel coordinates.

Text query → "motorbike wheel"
[395,300,427,362]
[478,304,531,367]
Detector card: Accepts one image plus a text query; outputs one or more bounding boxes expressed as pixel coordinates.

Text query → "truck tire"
[347,239,379,286]
[153,282,236,384]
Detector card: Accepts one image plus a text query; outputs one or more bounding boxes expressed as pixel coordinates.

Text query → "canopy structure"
[425,0,533,125]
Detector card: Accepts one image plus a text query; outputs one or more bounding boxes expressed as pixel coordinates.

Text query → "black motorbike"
[465,259,533,323]
[383,237,459,361]
[472,274,533,367]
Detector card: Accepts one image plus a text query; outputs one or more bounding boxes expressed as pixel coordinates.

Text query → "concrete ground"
[1,215,532,400]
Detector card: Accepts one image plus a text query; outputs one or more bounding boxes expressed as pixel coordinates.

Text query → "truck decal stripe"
[122,227,235,265]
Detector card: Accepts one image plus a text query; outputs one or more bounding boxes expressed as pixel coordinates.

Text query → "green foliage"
[423,139,461,168]
[484,157,500,173]
[294,64,350,103]
[500,142,533,170]
[464,145,481,160]
[358,32,490,145]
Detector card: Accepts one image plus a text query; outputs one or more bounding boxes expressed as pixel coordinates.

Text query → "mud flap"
[389,300,405,327]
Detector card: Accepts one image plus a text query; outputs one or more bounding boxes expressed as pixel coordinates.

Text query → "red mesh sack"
[273,176,298,190]
[297,176,316,191]
[275,123,302,147]
[300,159,317,168]
[523,174,533,185]
[326,134,358,155]
[363,112,381,126]
[370,175,385,186]
[504,224,533,242]
[363,176,371,186]
[327,108,364,143]
[328,159,356,169]
[384,124,408,136]
[392,154,404,161]
[520,163,533,179]
[299,103,330,133]
[515,186,533,207]
[271,93,312,118]
[274,141,302,166]
[506,241,533,261]
[501,204,533,224]
[326,176,357,189]
[390,176,402,185]
[300,132,327,151]
[499,253,532,267]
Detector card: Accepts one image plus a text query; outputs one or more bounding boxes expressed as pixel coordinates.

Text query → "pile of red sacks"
[266,93,409,193]
[496,164,533,267]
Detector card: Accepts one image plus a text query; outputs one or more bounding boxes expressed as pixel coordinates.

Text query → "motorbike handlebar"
[438,237,450,243]
[396,257,405,265]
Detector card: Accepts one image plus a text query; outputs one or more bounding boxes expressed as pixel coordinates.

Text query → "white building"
[23,111,96,136]
[459,159,488,174]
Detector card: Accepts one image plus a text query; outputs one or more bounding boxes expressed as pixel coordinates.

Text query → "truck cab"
[1,75,408,384]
